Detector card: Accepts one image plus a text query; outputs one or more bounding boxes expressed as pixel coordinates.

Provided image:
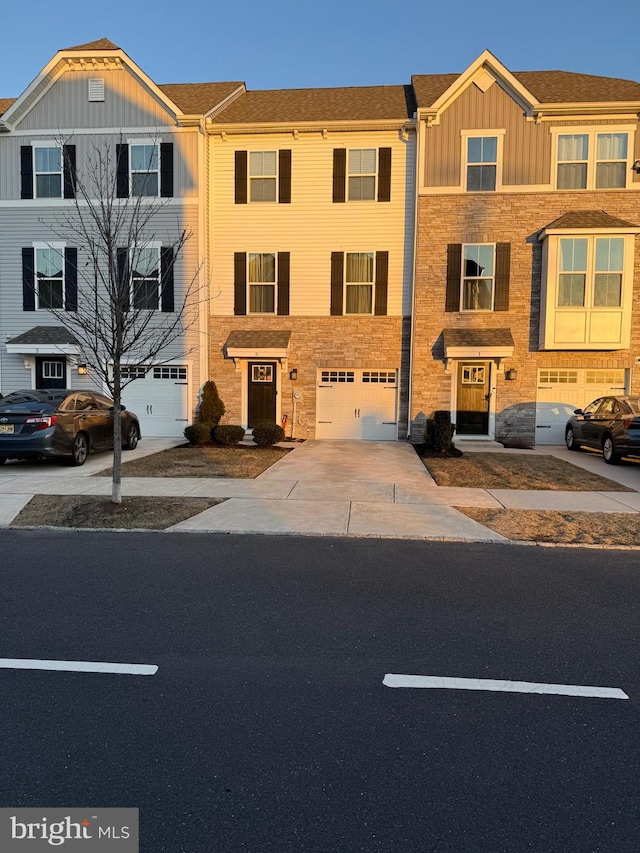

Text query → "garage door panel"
[316,369,398,440]
[120,365,190,438]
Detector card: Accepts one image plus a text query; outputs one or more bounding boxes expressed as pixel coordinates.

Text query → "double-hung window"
[462,244,494,310]
[36,245,65,309]
[466,137,498,192]
[348,150,377,200]
[556,131,630,189]
[130,143,159,197]
[345,252,374,314]
[558,237,624,308]
[34,145,63,198]
[131,246,160,310]
[248,253,276,313]
[250,152,277,202]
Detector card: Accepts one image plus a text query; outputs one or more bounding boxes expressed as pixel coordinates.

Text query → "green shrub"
[184,422,214,446]
[197,381,225,426]
[252,421,285,447]
[424,410,455,453]
[213,424,246,446]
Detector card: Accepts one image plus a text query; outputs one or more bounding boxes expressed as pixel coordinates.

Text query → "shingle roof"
[210,85,414,124]
[0,97,15,117]
[411,70,640,107]
[63,38,120,52]
[158,82,244,114]
[443,328,514,348]
[225,330,292,349]
[545,210,639,230]
[7,326,79,346]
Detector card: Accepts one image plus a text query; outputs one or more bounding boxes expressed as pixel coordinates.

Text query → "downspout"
[198,117,209,402]
[406,110,422,440]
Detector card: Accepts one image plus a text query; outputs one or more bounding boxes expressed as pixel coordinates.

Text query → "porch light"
[289,368,298,381]
[505,368,517,381]
[77,363,88,375]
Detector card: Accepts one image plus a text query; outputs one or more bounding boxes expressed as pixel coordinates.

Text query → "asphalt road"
[1,530,639,852]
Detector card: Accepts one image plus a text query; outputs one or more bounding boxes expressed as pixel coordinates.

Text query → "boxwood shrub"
[213,424,246,446]
[184,422,214,446]
[252,421,285,447]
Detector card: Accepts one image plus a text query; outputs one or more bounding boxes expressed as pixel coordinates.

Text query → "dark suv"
[0,389,141,466]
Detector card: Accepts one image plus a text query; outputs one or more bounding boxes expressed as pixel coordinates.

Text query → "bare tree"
[38,138,202,503]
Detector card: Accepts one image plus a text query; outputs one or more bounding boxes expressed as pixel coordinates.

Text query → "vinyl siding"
[210,131,415,318]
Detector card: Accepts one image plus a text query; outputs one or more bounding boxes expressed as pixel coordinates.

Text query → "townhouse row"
[1,39,639,446]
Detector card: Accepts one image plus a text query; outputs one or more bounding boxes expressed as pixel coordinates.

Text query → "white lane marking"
[383,674,628,699]
[0,658,158,676]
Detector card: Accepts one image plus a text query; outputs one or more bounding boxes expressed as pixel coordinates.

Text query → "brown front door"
[248,362,277,427]
[456,362,490,435]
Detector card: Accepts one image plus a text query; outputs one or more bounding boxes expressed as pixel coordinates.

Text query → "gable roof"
[210,84,414,124]
[0,97,16,117]
[158,82,244,115]
[63,38,120,51]
[412,69,640,108]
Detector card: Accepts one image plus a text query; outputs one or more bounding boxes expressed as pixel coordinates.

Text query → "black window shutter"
[116,144,129,198]
[234,252,247,315]
[117,247,130,311]
[494,242,511,311]
[445,244,462,312]
[332,149,346,203]
[235,151,248,204]
[64,247,78,311]
[330,252,344,315]
[160,143,174,198]
[277,252,290,315]
[21,146,33,199]
[278,150,291,204]
[161,247,175,312]
[374,251,389,316]
[22,247,35,310]
[377,148,392,202]
[63,145,76,199]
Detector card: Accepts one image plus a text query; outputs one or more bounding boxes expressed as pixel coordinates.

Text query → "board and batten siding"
[0,130,200,201]
[210,131,415,317]
[0,205,202,406]
[423,80,640,188]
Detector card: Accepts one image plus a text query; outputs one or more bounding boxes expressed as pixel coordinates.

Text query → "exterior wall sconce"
[289,368,298,381]
[77,363,88,375]
[505,368,517,381]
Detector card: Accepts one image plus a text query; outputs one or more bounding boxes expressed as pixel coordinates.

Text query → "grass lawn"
[95,443,290,479]
[459,508,640,546]
[12,495,223,530]
[419,451,633,492]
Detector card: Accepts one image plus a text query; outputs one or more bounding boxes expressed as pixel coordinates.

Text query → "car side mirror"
[573,409,583,415]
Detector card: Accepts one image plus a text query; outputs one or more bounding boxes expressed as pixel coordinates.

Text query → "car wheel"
[565,427,580,451]
[602,434,621,465]
[71,433,89,467]
[124,423,139,450]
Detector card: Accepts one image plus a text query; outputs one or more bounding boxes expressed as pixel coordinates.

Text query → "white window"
[131,246,160,310]
[248,253,276,313]
[249,152,277,202]
[345,252,374,314]
[461,244,494,311]
[558,237,624,308]
[35,245,64,309]
[42,360,65,380]
[34,145,62,198]
[130,143,159,197]
[555,131,630,189]
[466,136,497,191]
[348,149,376,200]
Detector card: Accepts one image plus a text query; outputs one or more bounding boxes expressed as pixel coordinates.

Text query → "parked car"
[0,389,141,466]
[565,396,640,464]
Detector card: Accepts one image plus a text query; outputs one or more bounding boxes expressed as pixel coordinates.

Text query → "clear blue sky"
[1,0,638,97]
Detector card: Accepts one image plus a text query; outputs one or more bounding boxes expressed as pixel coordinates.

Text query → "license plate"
[0,425,14,434]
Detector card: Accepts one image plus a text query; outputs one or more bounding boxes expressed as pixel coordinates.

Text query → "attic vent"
[88,78,105,102]
[473,69,495,94]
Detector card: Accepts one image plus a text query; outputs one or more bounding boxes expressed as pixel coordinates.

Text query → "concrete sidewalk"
[0,439,638,540]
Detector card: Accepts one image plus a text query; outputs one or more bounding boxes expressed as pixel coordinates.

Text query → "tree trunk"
[112,362,123,505]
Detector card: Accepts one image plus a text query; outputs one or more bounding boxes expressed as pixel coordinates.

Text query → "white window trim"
[247,251,277,315]
[460,243,496,312]
[32,141,63,199]
[550,126,635,191]
[555,236,625,310]
[460,130,505,193]
[130,242,161,311]
[33,241,65,310]
[347,148,378,202]
[249,151,278,203]
[344,250,375,316]
[127,138,160,198]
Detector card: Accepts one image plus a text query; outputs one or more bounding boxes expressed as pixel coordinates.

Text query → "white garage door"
[120,365,190,438]
[536,368,627,445]
[316,369,398,440]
